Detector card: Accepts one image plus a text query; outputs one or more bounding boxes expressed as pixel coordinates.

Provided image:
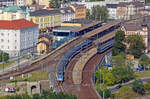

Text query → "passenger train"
[56,22,120,82]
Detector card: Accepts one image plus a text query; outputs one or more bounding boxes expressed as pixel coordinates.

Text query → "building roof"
[63,19,92,26]
[0,19,38,30]
[38,33,52,40]
[30,9,60,16]
[2,6,22,12]
[53,26,80,32]
[58,7,74,14]
[123,21,150,31]
[118,1,144,7]
[70,3,85,9]
[106,4,118,8]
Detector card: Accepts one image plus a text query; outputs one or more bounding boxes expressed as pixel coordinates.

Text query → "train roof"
[73,21,101,32]
[83,21,120,38]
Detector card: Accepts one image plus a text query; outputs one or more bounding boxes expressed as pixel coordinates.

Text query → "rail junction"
[0,21,120,99]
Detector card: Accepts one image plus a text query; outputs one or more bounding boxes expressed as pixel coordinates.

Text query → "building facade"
[121,21,150,53]
[37,33,52,53]
[59,7,75,22]
[117,1,144,20]
[16,0,25,6]
[0,19,39,57]
[106,4,118,20]
[0,6,30,20]
[0,0,16,8]
[69,3,86,19]
[30,9,61,32]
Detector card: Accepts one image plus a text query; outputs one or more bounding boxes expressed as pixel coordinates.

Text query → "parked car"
[115,84,122,89]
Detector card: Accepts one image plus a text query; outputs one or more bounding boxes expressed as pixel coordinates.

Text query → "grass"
[0,55,29,70]
[135,71,150,78]
[10,70,49,83]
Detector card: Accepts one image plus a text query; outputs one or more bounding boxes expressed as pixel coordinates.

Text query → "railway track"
[61,44,112,99]
[0,37,86,81]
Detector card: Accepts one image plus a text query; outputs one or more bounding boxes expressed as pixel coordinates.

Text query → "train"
[57,39,93,82]
[97,38,115,53]
[56,21,120,82]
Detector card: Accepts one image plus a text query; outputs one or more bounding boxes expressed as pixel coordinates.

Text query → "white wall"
[0,26,39,57]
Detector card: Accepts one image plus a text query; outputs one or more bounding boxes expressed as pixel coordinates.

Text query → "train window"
[59,73,62,75]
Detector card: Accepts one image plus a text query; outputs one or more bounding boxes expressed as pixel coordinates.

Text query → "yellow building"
[0,6,29,20]
[37,34,52,53]
[25,0,50,7]
[30,9,61,32]
[69,3,86,19]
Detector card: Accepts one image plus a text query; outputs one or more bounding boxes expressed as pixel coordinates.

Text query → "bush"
[132,80,145,95]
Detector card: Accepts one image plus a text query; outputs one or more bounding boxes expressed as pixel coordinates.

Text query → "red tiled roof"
[0,19,38,30]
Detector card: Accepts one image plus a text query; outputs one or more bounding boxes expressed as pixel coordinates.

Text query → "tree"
[132,80,145,95]
[3,52,9,62]
[127,35,145,58]
[49,0,61,8]
[0,51,9,62]
[112,30,126,56]
[139,55,150,66]
[86,9,91,20]
[98,89,111,98]
[112,54,134,83]
[32,0,36,5]
[33,93,41,99]
[88,5,109,22]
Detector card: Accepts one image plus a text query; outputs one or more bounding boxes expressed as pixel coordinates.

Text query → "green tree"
[86,9,91,20]
[132,80,145,95]
[32,0,36,5]
[89,5,109,22]
[139,55,150,66]
[112,30,126,56]
[0,51,9,62]
[98,89,111,98]
[49,0,61,8]
[112,54,134,83]
[3,52,9,62]
[127,35,145,58]
[33,93,41,99]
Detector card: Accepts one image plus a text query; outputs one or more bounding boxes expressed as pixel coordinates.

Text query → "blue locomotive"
[57,40,93,82]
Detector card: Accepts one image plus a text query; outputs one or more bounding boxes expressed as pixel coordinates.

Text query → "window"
[1,45,3,49]
[15,40,17,42]
[1,39,4,42]
[8,46,9,49]
[15,34,17,36]
[15,46,17,49]
[8,40,9,42]
[1,33,4,36]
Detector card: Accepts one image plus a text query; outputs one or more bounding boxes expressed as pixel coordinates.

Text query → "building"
[69,3,86,19]
[117,1,144,20]
[24,0,49,7]
[53,26,80,41]
[61,19,92,27]
[0,0,16,9]
[16,0,25,6]
[37,33,52,53]
[0,19,39,57]
[106,4,118,20]
[58,7,75,22]
[0,6,30,20]
[75,0,132,10]
[121,21,150,53]
[30,9,61,32]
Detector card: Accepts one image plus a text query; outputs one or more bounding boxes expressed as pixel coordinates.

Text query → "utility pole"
[17,52,20,70]
[2,51,4,72]
[103,74,104,99]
